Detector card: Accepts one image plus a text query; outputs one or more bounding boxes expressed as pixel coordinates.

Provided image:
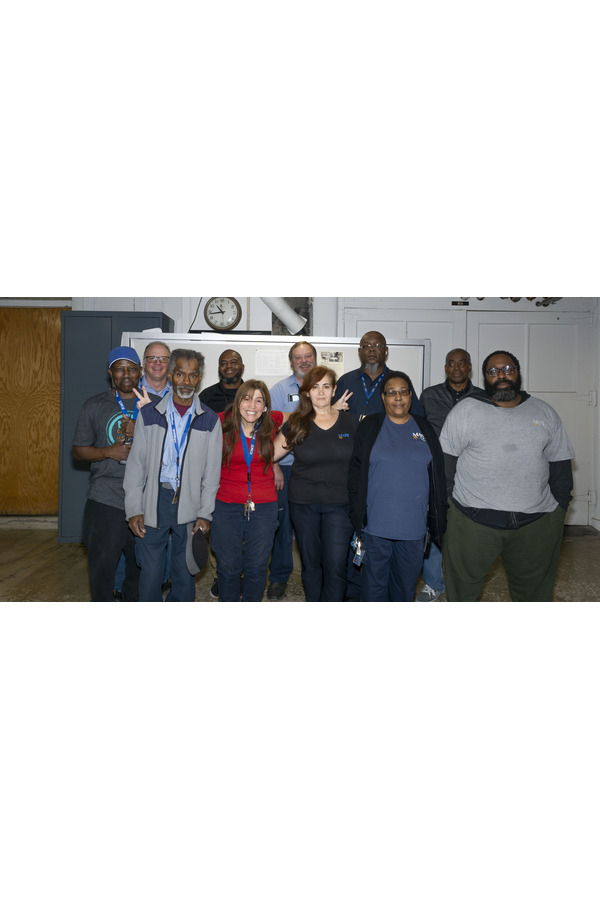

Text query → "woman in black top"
[273,366,357,602]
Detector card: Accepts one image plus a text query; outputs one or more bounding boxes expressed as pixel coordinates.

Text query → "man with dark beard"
[439,350,574,601]
[200,349,245,412]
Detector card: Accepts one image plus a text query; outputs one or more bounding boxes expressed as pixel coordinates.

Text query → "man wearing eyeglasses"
[416,348,486,600]
[440,350,574,602]
[336,331,424,419]
[139,341,172,398]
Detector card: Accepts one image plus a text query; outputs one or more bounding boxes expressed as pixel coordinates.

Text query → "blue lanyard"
[170,412,193,488]
[361,371,385,404]
[241,429,257,499]
[114,390,138,421]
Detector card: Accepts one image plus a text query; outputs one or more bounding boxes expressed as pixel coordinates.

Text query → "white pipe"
[260,297,307,334]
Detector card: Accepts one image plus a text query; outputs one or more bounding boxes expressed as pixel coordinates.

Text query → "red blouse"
[216,411,284,504]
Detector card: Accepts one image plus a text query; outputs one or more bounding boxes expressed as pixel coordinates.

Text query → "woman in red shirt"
[210,380,285,602]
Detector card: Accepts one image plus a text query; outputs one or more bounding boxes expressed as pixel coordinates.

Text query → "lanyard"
[241,429,257,500]
[114,390,138,421]
[170,412,193,490]
[361,371,385,405]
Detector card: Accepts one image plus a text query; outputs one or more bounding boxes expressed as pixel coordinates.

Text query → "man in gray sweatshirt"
[440,350,574,601]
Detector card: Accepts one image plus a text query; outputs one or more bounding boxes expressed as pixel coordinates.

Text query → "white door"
[466,310,595,525]
[340,301,468,387]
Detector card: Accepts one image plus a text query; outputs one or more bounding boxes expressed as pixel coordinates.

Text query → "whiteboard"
[121,331,432,395]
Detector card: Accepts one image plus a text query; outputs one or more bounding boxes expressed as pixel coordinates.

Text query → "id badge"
[351,532,365,566]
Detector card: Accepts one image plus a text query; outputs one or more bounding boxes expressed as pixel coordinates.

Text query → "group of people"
[73,331,574,602]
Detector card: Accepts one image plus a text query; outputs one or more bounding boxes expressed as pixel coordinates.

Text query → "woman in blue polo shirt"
[348,371,447,601]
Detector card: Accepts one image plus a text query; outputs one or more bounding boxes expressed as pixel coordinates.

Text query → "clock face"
[204,297,242,331]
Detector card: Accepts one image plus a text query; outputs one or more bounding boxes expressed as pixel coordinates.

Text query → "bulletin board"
[121,331,432,394]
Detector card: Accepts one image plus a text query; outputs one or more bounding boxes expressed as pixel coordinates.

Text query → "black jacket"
[348,412,448,548]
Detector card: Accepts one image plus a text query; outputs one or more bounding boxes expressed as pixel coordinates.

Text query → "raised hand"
[333,389,353,411]
[133,385,152,409]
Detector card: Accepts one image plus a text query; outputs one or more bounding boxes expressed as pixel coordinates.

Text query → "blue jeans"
[135,485,195,602]
[421,540,445,593]
[361,533,424,602]
[268,464,294,584]
[211,499,279,602]
[115,537,172,592]
[289,502,354,602]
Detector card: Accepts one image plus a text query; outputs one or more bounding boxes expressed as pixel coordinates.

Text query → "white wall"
[594,324,600,532]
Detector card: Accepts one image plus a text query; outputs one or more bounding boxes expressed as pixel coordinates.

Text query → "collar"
[360,364,389,384]
[445,378,472,398]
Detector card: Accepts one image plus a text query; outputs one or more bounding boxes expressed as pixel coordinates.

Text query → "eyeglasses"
[446,360,469,368]
[145,355,170,363]
[360,343,386,351]
[485,365,518,377]
[383,388,410,398]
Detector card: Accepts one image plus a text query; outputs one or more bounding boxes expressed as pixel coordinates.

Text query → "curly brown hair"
[283,366,338,448]
[221,380,278,473]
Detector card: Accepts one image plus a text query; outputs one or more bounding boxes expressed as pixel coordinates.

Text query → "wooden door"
[0,307,64,514]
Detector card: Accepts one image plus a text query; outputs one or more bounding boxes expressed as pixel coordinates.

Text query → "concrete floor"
[1,517,599,601]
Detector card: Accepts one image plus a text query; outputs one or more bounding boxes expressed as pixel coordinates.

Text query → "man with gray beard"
[336,331,424,419]
[124,349,222,601]
[440,350,574,601]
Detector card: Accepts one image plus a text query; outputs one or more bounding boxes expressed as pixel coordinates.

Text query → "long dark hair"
[284,365,338,447]
[221,380,278,473]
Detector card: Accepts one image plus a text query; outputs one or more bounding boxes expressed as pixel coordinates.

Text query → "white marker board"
[121,331,432,394]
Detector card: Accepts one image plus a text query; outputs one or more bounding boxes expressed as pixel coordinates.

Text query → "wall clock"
[203,297,242,331]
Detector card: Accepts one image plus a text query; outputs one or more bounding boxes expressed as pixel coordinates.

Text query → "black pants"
[289,502,354,602]
[82,499,139,601]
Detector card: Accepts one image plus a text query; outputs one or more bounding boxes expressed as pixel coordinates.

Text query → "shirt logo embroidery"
[338,433,350,439]
[413,432,427,442]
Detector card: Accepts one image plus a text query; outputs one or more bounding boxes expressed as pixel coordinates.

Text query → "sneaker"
[210,578,219,600]
[267,581,287,600]
[415,584,443,601]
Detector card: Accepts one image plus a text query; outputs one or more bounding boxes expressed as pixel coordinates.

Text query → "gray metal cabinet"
[58,310,174,542]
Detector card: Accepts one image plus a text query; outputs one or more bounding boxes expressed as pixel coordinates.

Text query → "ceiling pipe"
[260,297,307,334]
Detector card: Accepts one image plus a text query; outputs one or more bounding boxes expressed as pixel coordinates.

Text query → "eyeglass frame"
[359,342,387,351]
[484,365,519,377]
[383,388,411,398]
[144,355,170,363]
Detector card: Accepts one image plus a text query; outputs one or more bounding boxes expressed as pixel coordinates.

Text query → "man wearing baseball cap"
[72,345,143,601]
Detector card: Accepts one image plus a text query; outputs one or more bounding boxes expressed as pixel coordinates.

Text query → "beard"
[175,386,197,401]
[363,361,380,375]
[220,374,240,385]
[485,372,522,401]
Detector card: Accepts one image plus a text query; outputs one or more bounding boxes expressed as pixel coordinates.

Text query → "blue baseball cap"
[108,346,141,367]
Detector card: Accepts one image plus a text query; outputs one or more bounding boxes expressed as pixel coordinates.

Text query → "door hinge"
[574,391,597,406]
